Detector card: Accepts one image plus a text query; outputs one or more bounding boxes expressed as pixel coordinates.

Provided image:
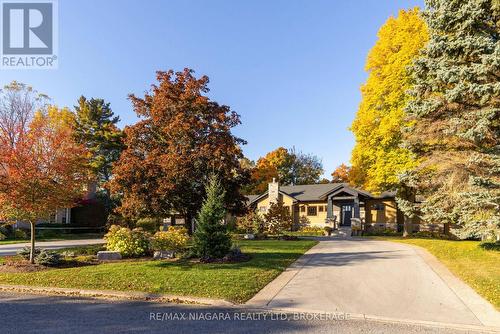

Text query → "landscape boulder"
[153,250,175,259]
[97,251,122,261]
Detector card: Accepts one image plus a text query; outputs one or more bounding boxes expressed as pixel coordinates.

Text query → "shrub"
[151,226,189,252]
[105,225,151,257]
[0,226,10,238]
[364,228,401,237]
[0,232,6,241]
[293,225,324,236]
[14,229,27,239]
[237,211,265,234]
[412,231,456,240]
[17,247,42,260]
[479,242,500,251]
[35,250,62,266]
[136,217,160,233]
[60,250,76,257]
[264,201,293,235]
[38,229,59,239]
[295,216,311,231]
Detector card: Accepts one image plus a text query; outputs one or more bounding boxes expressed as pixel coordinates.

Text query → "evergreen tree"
[74,96,124,191]
[191,175,232,260]
[403,0,500,239]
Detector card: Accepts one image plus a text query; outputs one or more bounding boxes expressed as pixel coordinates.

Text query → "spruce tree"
[191,175,232,259]
[403,0,500,239]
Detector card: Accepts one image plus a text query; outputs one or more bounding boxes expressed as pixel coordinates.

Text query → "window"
[324,205,328,212]
[284,206,290,213]
[300,206,305,213]
[373,203,385,211]
[319,206,324,212]
[307,206,317,216]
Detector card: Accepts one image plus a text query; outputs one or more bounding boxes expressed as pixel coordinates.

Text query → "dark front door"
[341,205,353,226]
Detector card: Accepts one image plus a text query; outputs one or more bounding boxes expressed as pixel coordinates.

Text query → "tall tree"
[0,83,88,262]
[403,0,500,239]
[350,9,428,193]
[110,69,249,225]
[289,148,324,185]
[331,163,352,183]
[73,96,124,191]
[244,147,324,193]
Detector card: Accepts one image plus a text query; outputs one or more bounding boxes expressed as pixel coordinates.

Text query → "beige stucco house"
[247,179,404,232]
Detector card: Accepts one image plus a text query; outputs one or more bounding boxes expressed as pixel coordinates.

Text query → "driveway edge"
[245,241,320,307]
[403,243,500,328]
[0,284,235,307]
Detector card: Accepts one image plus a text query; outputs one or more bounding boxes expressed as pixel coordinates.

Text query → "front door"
[341,205,353,226]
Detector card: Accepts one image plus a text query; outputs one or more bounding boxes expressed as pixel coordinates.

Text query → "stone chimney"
[268,178,279,204]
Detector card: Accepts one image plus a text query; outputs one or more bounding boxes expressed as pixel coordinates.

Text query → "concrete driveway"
[249,238,500,328]
[0,239,105,256]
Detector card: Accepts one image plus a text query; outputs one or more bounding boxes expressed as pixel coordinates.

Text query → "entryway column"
[353,197,360,219]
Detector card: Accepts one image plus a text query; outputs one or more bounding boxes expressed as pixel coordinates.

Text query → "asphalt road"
[0,239,105,256]
[0,292,493,334]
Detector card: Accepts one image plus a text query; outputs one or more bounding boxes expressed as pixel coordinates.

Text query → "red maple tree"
[0,83,89,262]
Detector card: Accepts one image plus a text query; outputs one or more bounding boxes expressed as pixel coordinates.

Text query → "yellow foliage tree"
[350,8,428,193]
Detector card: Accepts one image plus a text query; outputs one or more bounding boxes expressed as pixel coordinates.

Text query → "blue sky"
[2,0,423,177]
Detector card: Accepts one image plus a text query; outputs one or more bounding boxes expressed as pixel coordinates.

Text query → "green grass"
[366,236,500,309]
[0,239,317,303]
[0,233,104,245]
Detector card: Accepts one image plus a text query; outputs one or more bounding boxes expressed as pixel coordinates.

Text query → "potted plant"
[324,226,333,236]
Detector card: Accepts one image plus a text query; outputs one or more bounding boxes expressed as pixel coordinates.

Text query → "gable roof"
[244,195,260,203]
[247,183,381,205]
[279,183,343,201]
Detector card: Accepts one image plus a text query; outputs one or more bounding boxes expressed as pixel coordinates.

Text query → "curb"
[0,284,235,307]
[250,305,500,333]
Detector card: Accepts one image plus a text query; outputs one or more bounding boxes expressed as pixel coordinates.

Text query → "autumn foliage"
[0,83,89,261]
[110,69,249,223]
[331,163,352,184]
[350,8,428,193]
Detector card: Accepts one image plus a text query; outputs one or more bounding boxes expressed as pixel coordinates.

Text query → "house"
[247,178,406,232]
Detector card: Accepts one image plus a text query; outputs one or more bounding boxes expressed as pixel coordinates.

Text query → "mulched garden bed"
[0,256,100,273]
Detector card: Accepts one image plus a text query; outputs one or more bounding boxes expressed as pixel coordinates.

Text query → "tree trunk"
[29,221,36,264]
[186,213,194,234]
[403,215,413,238]
[443,223,450,235]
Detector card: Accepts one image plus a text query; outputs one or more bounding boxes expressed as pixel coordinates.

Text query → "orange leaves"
[111,68,248,219]
[0,106,89,222]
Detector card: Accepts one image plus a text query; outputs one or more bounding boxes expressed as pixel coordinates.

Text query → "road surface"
[0,239,104,256]
[0,292,493,334]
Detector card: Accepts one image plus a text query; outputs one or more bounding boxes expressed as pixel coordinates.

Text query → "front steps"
[331,226,352,238]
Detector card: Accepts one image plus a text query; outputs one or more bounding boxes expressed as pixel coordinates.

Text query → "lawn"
[0,239,317,303]
[366,236,500,309]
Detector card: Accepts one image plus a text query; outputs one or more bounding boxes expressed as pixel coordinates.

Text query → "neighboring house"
[247,179,431,232]
[46,182,106,228]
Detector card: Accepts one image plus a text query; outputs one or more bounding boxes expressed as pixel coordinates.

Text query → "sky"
[1,0,423,177]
